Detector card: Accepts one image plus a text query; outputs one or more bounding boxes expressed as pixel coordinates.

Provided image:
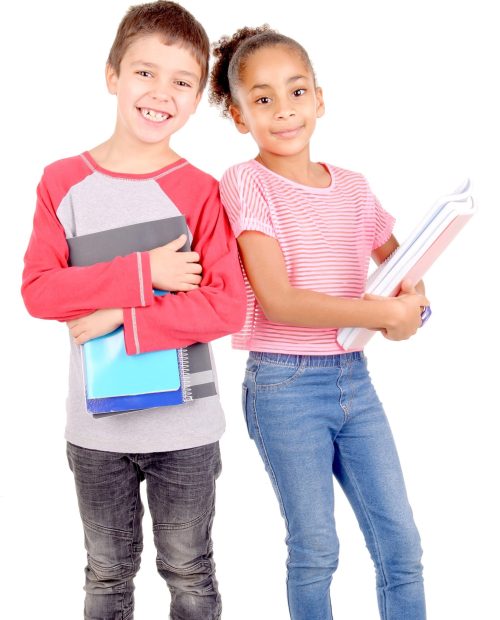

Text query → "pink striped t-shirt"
[220,159,395,354]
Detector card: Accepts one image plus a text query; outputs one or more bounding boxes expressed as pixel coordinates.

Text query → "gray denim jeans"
[67,441,222,620]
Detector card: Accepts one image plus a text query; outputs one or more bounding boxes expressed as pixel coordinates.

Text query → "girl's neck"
[256,149,331,189]
[89,134,181,174]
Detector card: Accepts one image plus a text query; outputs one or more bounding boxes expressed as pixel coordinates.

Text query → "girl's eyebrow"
[249,75,308,93]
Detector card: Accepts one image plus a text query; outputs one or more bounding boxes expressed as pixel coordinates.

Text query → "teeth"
[141,108,169,122]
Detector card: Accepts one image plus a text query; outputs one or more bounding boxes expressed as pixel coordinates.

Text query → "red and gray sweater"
[22,152,245,453]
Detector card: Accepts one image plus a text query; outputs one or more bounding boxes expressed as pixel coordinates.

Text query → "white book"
[337,179,476,350]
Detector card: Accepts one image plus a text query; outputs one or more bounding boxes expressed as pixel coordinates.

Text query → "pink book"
[337,180,476,351]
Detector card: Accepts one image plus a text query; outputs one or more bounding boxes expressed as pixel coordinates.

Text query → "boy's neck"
[89,135,182,174]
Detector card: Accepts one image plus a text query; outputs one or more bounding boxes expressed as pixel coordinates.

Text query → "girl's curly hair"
[209,25,315,117]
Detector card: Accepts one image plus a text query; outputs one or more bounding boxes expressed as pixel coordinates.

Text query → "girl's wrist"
[368,298,400,332]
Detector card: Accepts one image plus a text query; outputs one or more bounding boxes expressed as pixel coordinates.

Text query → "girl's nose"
[274,97,296,120]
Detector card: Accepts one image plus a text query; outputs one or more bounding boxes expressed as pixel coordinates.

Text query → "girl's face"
[230,45,324,159]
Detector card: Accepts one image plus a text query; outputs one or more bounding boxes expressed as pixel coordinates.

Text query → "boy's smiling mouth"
[139,107,170,122]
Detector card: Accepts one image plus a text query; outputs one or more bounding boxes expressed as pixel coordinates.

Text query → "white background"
[2,0,499,618]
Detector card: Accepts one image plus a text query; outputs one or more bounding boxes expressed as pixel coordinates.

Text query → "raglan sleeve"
[21,170,154,321]
[220,165,276,238]
[121,178,246,354]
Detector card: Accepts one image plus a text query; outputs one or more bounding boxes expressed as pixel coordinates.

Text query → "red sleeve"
[122,180,246,354]
[21,169,154,321]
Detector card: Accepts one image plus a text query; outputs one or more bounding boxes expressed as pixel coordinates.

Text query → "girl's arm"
[237,231,429,341]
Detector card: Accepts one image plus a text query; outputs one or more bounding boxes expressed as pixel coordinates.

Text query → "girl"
[210,26,429,620]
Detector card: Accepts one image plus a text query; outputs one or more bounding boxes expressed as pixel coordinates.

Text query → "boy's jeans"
[243,352,426,620]
[67,441,222,620]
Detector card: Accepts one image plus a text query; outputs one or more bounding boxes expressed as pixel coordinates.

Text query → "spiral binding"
[177,348,193,402]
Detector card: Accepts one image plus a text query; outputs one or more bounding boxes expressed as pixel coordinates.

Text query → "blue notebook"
[83,292,186,414]
[67,217,218,416]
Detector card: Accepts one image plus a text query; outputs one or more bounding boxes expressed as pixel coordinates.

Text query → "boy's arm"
[122,183,246,354]
[21,176,154,321]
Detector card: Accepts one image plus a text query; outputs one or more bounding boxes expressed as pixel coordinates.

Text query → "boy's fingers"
[183,251,200,263]
[164,234,187,251]
[187,262,203,274]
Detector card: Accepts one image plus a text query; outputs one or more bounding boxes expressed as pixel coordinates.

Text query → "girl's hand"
[67,308,124,345]
[364,280,429,341]
[149,234,202,292]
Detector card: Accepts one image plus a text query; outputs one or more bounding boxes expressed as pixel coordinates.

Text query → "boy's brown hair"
[107,0,210,91]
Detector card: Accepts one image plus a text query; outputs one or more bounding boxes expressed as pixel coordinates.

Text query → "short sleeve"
[220,164,276,238]
[372,193,395,250]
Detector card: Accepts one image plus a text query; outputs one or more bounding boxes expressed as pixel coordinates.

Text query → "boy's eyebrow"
[249,75,309,92]
[131,61,200,81]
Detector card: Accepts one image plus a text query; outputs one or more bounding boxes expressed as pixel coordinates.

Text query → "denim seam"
[153,506,212,531]
[130,467,141,575]
[338,448,389,618]
[336,362,348,422]
[249,362,292,571]
[344,357,355,418]
[156,557,206,575]
[82,516,134,541]
[255,360,306,391]
[251,364,289,517]
[86,556,134,574]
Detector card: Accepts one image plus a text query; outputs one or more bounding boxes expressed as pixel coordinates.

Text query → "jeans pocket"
[255,360,305,391]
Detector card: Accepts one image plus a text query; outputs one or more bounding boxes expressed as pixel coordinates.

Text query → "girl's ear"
[229,104,250,134]
[315,86,325,118]
[106,63,118,95]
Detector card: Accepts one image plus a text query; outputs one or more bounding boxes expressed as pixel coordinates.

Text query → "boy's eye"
[175,80,191,88]
[137,70,153,78]
[293,88,306,97]
[256,96,271,104]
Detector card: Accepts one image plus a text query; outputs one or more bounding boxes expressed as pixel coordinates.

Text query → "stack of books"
[68,217,216,416]
[337,179,476,350]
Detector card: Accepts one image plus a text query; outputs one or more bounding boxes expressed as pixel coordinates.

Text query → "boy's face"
[106,34,203,147]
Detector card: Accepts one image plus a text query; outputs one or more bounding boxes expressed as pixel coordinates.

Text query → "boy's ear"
[229,105,250,134]
[315,86,325,118]
[105,63,118,95]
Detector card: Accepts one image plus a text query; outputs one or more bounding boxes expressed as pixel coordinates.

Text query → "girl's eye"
[293,88,306,97]
[175,81,191,88]
[256,96,271,104]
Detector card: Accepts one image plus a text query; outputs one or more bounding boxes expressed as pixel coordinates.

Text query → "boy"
[21,2,245,619]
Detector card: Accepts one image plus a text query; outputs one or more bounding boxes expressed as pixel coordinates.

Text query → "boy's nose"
[151,90,170,103]
[150,81,171,102]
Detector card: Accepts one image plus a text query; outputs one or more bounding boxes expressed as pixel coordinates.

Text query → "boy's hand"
[364,279,430,341]
[149,234,202,292]
[67,308,124,345]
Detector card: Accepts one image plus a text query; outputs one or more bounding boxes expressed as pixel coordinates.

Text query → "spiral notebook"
[337,179,476,351]
[67,216,217,416]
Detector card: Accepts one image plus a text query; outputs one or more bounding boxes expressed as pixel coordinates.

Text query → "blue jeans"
[66,441,222,620]
[243,352,426,620]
